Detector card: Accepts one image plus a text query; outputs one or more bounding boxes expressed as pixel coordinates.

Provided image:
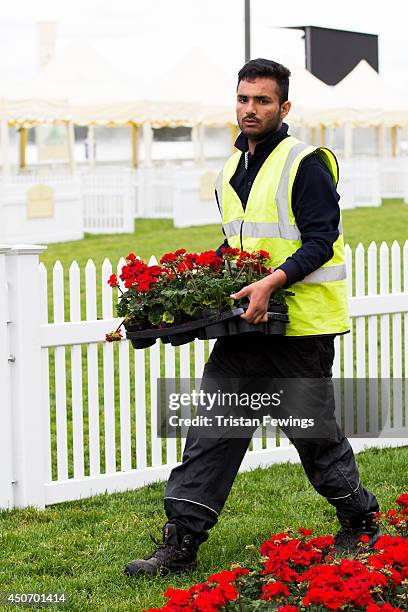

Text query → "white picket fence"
[0,242,407,510]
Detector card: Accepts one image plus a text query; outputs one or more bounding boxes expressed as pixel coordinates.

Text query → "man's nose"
[245,98,256,114]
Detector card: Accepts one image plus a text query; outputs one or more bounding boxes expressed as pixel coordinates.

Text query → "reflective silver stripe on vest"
[241,221,281,238]
[275,142,311,240]
[216,170,223,216]
[223,219,242,238]
[295,264,347,284]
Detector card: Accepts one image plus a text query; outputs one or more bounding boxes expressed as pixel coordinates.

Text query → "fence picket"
[53,261,68,481]
[367,242,379,434]
[194,339,205,381]
[355,243,367,435]
[391,242,403,431]
[343,245,354,435]
[39,263,52,484]
[102,258,116,473]
[135,349,147,469]
[179,343,191,453]
[118,341,131,471]
[164,343,178,465]
[404,241,408,432]
[117,258,131,471]
[69,261,85,479]
[85,259,100,476]
[379,242,391,432]
[149,341,162,466]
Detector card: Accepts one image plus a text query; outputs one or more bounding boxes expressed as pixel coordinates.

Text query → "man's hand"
[230,269,288,324]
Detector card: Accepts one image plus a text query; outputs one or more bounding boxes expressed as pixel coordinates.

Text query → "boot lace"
[145,533,183,563]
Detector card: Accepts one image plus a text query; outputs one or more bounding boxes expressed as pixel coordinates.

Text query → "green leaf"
[162,311,174,323]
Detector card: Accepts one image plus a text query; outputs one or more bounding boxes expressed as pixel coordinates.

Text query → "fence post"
[0,245,13,508]
[6,244,48,508]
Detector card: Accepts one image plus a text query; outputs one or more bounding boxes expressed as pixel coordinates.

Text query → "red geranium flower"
[261,581,290,600]
[160,252,177,264]
[107,273,118,287]
[298,527,314,537]
[105,328,122,342]
[396,493,408,506]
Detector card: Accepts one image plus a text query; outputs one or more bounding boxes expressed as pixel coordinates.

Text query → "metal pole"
[245,0,250,62]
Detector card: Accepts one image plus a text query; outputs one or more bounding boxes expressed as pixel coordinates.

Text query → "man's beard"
[239,112,282,142]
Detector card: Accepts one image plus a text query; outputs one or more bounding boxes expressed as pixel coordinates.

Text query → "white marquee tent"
[330,60,408,128]
[2,47,408,172]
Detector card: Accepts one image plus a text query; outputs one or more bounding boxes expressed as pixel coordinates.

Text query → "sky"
[0,0,407,93]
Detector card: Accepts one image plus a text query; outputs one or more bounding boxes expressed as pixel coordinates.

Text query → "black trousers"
[164,334,379,541]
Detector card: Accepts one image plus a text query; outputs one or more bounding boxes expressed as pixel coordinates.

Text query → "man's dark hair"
[237,58,291,105]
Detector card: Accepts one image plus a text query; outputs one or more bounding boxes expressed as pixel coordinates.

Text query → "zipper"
[239,220,244,251]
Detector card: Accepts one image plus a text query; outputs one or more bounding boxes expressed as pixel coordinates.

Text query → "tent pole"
[310,127,317,145]
[66,121,76,174]
[19,127,27,170]
[376,125,386,158]
[390,126,398,157]
[142,120,153,166]
[328,127,335,150]
[320,125,326,146]
[230,124,238,152]
[131,123,139,168]
[1,119,10,178]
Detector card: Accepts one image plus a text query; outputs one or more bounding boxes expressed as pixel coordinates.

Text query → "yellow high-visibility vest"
[217,135,350,336]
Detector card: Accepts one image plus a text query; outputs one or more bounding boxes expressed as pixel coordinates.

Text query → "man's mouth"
[243,118,259,126]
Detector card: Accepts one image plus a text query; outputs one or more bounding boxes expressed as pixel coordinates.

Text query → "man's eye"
[238,97,247,103]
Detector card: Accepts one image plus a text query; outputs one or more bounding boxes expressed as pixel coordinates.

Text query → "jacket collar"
[234,122,289,157]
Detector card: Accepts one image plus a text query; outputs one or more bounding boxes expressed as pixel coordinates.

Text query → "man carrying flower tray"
[125,58,380,577]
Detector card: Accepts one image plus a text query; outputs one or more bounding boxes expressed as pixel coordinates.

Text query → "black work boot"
[334,513,381,556]
[124,522,199,576]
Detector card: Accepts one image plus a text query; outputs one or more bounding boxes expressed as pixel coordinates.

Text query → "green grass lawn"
[0,445,407,611]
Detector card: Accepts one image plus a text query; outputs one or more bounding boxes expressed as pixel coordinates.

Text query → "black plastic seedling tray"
[125,306,289,349]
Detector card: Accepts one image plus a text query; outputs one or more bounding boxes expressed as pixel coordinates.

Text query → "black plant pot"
[169,331,198,346]
[125,313,222,349]
[196,320,229,339]
[197,307,289,339]
[129,337,157,349]
[226,312,289,337]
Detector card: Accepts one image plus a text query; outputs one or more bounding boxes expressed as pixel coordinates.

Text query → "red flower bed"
[144,495,408,612]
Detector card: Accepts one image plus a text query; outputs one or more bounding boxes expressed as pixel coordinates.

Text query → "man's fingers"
[230,287,249,300]
[241,308,268,324]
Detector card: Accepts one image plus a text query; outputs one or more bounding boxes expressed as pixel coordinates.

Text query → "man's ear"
[280,100,291,119]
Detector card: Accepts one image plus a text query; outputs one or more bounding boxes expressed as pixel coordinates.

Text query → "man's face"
[236,77,290,142]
